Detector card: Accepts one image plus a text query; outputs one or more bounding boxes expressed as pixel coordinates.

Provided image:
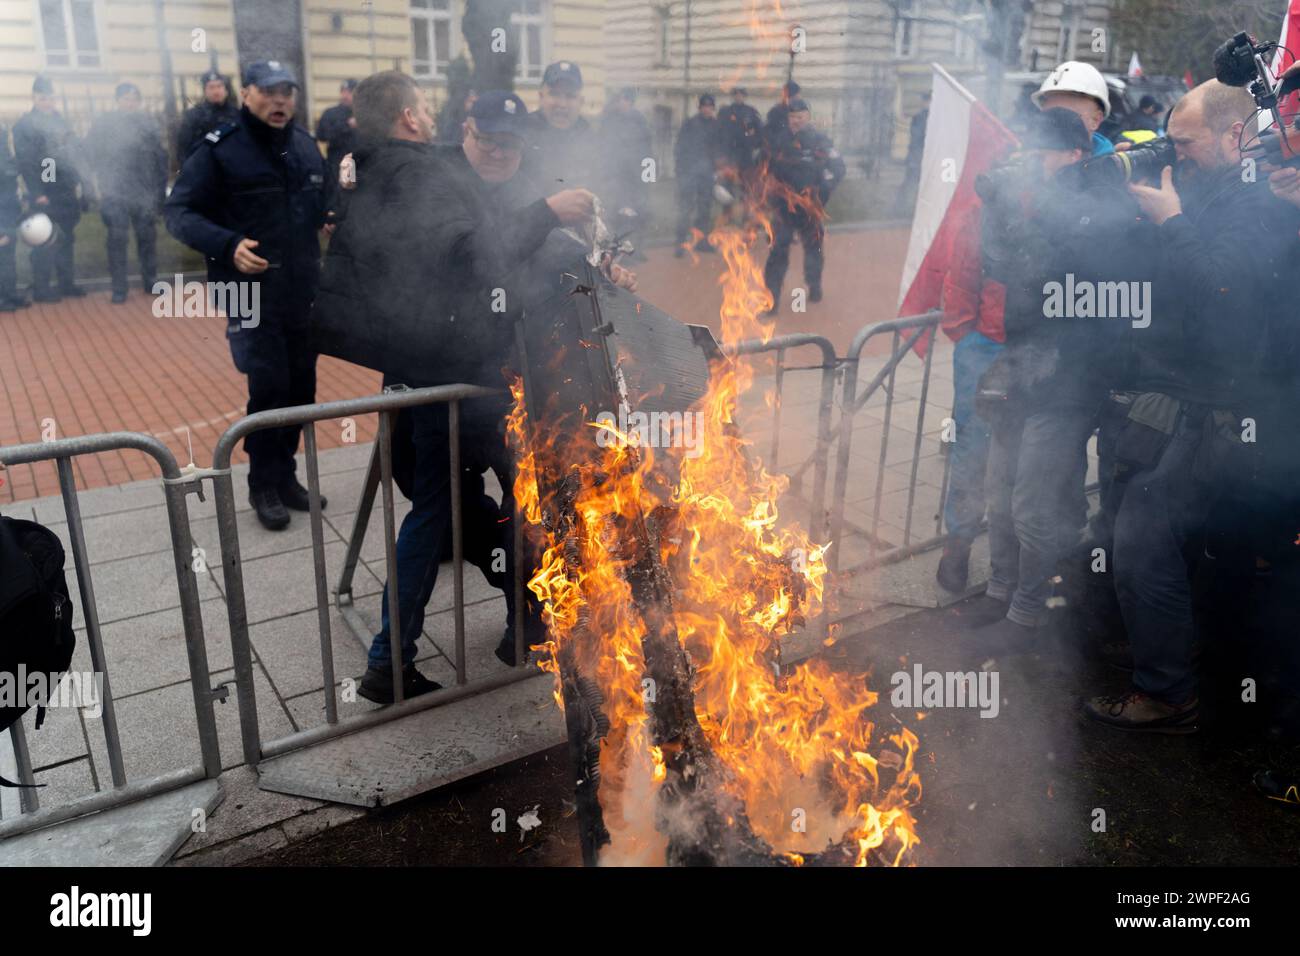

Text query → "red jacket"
[940,201,1006,345]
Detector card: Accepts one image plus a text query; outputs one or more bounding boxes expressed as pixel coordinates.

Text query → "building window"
[512,0,546,81]
[654,5,671,67]
[39,0,101,69]
[894,0,921,59]
[411,0,455,79]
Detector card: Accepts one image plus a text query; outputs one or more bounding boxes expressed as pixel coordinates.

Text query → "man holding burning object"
[311,75,635,703]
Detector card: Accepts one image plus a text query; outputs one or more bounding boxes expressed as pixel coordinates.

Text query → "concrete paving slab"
[46,504,177,566]
[235,540,383,626]
[0,779,222,867]
[66,548,222,630]
[249,605,374,700]
[190,502,344,565]
[30,477,166,525]
[259,674,562,808]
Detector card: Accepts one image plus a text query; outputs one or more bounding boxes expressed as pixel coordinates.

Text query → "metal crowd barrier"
[209,384,539,770]
[0,433,222,838]
[724,333,839,545]
[827,310,949,574]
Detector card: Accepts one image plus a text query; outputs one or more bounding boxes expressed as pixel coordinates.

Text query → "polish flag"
[897,64,1018,353]
[1272,0,1300,118]
[1128,51,1143,78]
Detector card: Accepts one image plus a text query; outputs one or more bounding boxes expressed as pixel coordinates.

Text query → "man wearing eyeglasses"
[313,77,635,703]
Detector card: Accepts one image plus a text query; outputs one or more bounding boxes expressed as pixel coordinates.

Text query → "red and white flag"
[897,64,1018,350]
[1273,0,1300,118]
[1128,52,1143,78]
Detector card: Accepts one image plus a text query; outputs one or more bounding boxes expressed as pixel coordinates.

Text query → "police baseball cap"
[699,93,715,107]
[730,87,748,96]
[243,60,299,89]
[200,70,227,86]
[32,75,53,95]
[787,97,811,113]
[470,90,527,135]
[342,78,358,91]
[1025,107,1091,152]
[542,61,583,91]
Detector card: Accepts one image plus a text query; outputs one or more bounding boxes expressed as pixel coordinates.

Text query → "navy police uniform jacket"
[165,106,327,311]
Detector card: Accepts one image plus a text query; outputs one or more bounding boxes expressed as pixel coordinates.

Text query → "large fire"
[506,0,921,866]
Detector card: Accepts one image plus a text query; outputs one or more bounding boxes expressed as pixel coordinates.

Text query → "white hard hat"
[1032,61,1111,118]
[18,212,56,248]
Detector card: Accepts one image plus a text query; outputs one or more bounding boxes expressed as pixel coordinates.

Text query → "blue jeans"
[367,400,524,670]
[1113,414,1211,704]
[986,403,1096,626]
[942,332,1003,541]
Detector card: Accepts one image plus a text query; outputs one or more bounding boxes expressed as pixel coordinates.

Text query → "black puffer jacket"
[310,141,560,388]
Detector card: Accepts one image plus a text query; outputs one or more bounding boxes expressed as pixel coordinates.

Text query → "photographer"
[962,109,1151,648]
[1082,80,1300,734]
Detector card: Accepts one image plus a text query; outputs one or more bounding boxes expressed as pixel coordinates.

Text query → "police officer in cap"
[165,59,329,531]
[519,60,599,193]
[13,75,86,302]
[177,70,239,159]
[86,82,168,303]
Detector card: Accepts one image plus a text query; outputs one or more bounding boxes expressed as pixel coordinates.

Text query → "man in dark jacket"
[165,60,328,531]
[312,76,625,703]
[760,99,845,311]
[674,93,722,254]
[315,79,357,183]
[970,108,1151,648]
[13,75,85,302]
[1083,81,1300,733]
[519,61,600,194]
[718,87,763,172]
[177,71,239,160]
[87,83,168,303]
[0,123,27,311]
[597,87,653,253]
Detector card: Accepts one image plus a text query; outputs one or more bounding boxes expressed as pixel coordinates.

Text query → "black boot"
[936,538,972,592]
[250,487,290,530]
[59,284,86,298]
[278,478,326,512]
[32,289,60,303]
[357,663,443,705]
[953,593,1010,629]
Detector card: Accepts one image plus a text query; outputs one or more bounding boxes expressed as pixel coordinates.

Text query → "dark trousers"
[763,206,824,304]
[227,312,318,492]
[30,200,79,294]
[0,229,16,301]
[1113,415,1213,705]
[368,399,533,669]
[101,197,157,295]
[675,173,713,244]
[986,402,1096,626]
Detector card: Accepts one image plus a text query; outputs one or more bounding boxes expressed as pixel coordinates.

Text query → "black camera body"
[1077,138,1177,189]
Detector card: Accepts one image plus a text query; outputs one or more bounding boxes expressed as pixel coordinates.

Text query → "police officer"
[87,83,167,304]
[674,93,722,255]
[177,71,239,160]
[0,122,27,312]
[597,87,653,256]
[165,60,329,531]
[13,75,86,303]
[761,98,844,313]
[718,87,763,172]
[315,79,357,182]
[519,61,599,193]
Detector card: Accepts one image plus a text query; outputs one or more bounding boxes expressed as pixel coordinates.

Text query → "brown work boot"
[1082,689,1199,734]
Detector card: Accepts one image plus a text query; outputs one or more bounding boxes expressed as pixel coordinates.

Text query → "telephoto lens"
[1078,137,1177,188]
